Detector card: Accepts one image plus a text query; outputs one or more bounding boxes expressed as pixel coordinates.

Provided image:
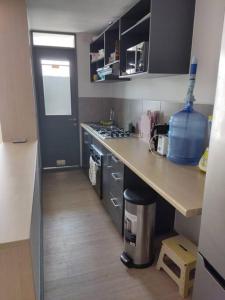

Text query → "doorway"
[32,32,80,169]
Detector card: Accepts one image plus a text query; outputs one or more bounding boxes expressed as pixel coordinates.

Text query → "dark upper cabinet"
[148,0,195,74]
[90,0,196,81]
[120,0,151,34]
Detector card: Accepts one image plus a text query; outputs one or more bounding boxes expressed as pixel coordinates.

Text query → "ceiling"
[27,0,138,33]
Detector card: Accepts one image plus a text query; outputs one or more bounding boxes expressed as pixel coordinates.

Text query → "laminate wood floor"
[43,169,191,300]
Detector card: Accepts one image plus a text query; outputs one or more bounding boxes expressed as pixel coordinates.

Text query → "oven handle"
[110,197,120,207]
[111,155,119,163]
[111,172,122,181]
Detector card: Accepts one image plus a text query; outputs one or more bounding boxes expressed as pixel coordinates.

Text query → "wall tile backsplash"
[79,97,214,132]
[111,98,213,130]
[79,97,112,123]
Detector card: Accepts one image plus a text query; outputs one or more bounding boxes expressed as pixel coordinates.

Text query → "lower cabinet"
[102,150,124,235]
[0,146,43,300]
[30,151,43,300]
[82,129,92,177]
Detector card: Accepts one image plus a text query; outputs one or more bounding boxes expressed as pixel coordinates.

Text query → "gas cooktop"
[89,124,130,139]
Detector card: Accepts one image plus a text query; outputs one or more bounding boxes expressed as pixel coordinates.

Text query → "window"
[41,60,72,116]
[32,32,75,48]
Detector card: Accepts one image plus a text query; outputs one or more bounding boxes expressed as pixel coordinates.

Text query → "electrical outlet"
[56,160,66,166]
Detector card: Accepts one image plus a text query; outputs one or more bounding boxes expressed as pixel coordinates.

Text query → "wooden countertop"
[81,124,205,218]
[0,141,37,245]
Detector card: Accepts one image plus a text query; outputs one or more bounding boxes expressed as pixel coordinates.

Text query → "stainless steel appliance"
[121,189,156,268]
[125,41,149,75]
[192,18,225,299]
[89,144,103,198]
[90,124,130,139]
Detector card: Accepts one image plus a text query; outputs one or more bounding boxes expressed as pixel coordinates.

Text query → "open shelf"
[120,17,150,76]
[104,60,120,68]
[93,74,130,82]
[105,20,120,66]
[89,0,196,82]
[91,57,104,64]
[119,72,148,79]
[120,0,151,33]
[121,12,151,36]
[90,34,105,81]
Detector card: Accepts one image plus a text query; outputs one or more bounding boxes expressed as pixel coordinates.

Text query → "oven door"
[89,146,103,198]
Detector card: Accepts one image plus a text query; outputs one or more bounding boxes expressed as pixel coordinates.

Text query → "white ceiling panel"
[27,0,138,33]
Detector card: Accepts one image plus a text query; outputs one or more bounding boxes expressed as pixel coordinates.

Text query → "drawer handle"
[112,156,119,163]
[110,197,120,207]
[107,165,112,169]
[112,172,122,181]
[84,132,89,136]
[84,141,89,144]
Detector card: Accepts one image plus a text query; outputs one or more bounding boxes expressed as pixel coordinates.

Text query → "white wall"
[78,0,225,105]
[0,0,37,142]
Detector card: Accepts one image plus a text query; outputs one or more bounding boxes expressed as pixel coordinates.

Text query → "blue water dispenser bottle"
[167,57,208,165]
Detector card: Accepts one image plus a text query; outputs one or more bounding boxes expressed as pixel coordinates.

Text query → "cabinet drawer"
[107,192,123,234]
[110,154,124,173]
[110,169,124,193]
[109,191,123,210]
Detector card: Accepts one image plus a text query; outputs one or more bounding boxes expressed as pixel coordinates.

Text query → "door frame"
[30,30,80,170]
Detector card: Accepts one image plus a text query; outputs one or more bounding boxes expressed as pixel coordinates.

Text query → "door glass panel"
[41,59,72,116]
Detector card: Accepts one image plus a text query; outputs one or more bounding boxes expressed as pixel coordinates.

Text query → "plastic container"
[167,56,208,165]
[167,103,208,165]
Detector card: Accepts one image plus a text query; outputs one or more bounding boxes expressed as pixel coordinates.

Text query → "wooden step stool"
[156,235,197,298]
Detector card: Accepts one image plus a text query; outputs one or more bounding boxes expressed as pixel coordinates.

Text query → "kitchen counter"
[0,141,37,245]
[81,123,206,217]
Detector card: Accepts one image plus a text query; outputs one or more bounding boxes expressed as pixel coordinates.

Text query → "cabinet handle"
[110,197,120,207]
[107,165,112,169]
[111,172,122,181]
[84,141,89,144]
[84,132,89,136]
[111,156,119,163]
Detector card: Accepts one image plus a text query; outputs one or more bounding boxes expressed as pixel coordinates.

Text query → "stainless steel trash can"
[120,188,156,268]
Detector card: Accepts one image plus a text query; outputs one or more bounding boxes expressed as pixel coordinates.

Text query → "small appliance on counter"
[167,57,208,165]
[120,189,156,268]
[148,123,169,156]
[150,123,169,150]
[157,135,168,156]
